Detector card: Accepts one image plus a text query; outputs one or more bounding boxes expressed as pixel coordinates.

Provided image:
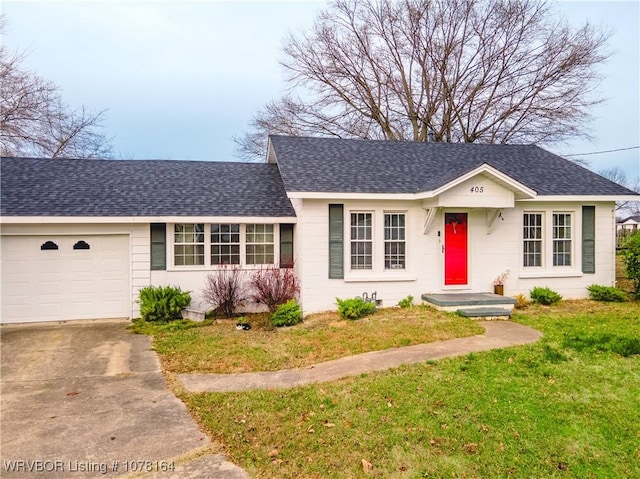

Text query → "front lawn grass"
[165,301,640,478]
[130,305,483,374]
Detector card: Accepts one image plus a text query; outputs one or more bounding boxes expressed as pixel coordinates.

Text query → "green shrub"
[529,286,562,306]
[336,297,376,320]
[587,284,628,302]
[398,295,414,308]
[622,232,640,297]
[138,285,191,322]
[271,299,303,327]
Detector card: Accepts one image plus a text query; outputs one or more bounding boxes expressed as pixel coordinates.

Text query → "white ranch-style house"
[1,135,638,323]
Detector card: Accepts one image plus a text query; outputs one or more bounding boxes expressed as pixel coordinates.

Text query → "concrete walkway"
[179,321,542,393]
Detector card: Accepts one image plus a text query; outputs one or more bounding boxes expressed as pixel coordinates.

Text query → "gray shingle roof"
[269,135,637,196]
[1,158,296,217]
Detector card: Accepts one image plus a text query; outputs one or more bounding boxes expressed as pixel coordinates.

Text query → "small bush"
[336,297,376,320]
[271,299,303,327]
[530,286,562,305]
[587,284,628,302]
[138,285,191,322]
[250,264,300,312]
[202,265,250,318]
[398,295,414,308]
[513,293,530,309]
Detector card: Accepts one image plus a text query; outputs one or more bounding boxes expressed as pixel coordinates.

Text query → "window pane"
[211,223,240,265]
[350,213,373,270]
[523,239,542,267]
[523,214,542,268]
[384,213,406,270]
[175,244,204,266]
[174,224,204,266]
[246,224,275,264]
[553,213,572,266]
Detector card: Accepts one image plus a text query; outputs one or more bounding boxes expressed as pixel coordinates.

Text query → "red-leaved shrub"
[250,264,300,312]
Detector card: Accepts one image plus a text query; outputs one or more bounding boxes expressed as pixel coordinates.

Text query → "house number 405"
[470,186,485,193]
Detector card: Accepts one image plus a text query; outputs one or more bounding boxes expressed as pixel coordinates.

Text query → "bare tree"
[1,17,112,158]
[236,0,610,160]
[599,167,640,215]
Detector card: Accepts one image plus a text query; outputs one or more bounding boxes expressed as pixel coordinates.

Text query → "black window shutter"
[582,206,595,274]
[150,223,167,270]
[328,204,344,279]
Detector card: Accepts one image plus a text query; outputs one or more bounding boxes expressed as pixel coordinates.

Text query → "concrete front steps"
[421,292,516,320]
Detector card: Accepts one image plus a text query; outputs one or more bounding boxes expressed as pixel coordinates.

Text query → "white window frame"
[523,212,544,268]
[245,224,275,265]
[170,223,278,269]
[350,211,373,270]
[552,212,573,267]
[173,223,205,266]
[342,209,413,281]
[384,212,406,270]
[521,210,577,274]
[210,223,241,265]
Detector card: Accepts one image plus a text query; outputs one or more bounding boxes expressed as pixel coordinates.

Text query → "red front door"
[444,213,468,285]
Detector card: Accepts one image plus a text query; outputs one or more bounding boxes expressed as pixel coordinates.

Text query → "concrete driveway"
[1,319,248,479]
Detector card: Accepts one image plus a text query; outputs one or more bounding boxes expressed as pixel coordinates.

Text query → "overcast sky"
[3,0,639,181]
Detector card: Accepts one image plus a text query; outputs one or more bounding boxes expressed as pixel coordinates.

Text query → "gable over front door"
[444,212,468,286]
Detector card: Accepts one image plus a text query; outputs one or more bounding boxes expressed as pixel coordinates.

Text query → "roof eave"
[0,215,297,225]
[286,191,423,200]
[518,195,640,202]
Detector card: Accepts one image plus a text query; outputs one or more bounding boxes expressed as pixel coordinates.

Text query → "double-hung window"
[523,213,543,267]
[174,224,205,266]
[211,224,240,265]
[523,212,574,269]
[553,213,572,266]
[384,213,406,269]
[350,212,372,270]
[246,224,274,265]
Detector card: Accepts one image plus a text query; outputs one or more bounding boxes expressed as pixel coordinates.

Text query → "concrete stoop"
[422,292,516,319]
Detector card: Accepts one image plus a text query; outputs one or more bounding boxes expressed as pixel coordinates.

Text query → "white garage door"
[1,235,130,323]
